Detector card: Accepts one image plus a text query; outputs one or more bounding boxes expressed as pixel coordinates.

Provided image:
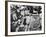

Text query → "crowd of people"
[11,5,42,32]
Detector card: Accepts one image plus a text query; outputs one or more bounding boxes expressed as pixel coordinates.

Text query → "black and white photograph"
[11,5,42,32]
[6,1,45,35]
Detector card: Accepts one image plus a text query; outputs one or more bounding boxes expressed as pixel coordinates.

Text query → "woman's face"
[21,10,25,16]
[21,10,30,16]
[24,10,30,15]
